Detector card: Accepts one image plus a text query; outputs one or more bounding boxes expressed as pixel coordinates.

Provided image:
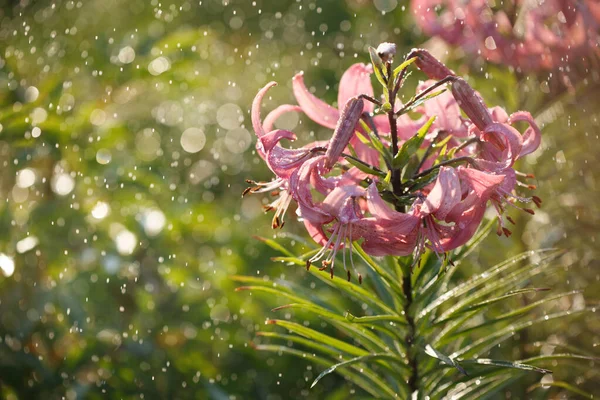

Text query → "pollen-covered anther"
[305,260,311,271]
[319,260,331,271]
[502,227,513,237]
[347,270,351,282]
[524,208,535,215]
[532,196,543,208]
[506,216,516,225]
[272,216,281,229]
[358,274,363,285]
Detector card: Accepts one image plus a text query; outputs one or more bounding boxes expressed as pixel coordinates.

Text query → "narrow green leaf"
[311,353,408,388]
[253,236,295,257]
[267,319,369,357]
[399,89,447,116]
[435,287,551,325]
[460,358,550,374]
[368,46,387,87]
[345,156,386,178]
[392,56,417,79]
[352,243,406,301]
[424,344,467,375]
[254,344,393,399]
[344,312,406,325]
[527,381,594,399]
[271,304,402,353]
[393,115,436,170]
[416,249,560,323]
[451,308,590,359]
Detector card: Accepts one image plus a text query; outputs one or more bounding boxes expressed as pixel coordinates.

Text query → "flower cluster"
[246,45,541,282]
[411,0,600,71]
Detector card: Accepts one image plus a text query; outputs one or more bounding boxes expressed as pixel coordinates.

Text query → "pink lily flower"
[292,63,386,167]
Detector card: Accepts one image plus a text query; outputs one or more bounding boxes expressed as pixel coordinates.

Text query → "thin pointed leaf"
[311,353,409,389]
[267,319,370,358]
[424,344,467,375]
[527,381,594,399]
[460,358,550,374]
[254,344,393,399]
[451,308,590,359]
[393,57,417,78]
[416,249,560,323]
[393,116,436,170]
[436,288,550,323]
[254,236,295,257]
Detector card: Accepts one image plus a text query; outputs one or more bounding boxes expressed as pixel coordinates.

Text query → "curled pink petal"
[481,122,523,167]
[260,129,297,153]
[252,81,277,139]
[508,111,542,157]
[263,104,302,133]
[421,167,461,220]
[292,72,340,129]
[338,63,374,114]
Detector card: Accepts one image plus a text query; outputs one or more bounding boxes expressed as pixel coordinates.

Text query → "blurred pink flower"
[411,0,600,71]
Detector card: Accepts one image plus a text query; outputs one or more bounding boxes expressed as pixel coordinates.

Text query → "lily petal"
[508,111,541,157]
[263,104,302,133]
[338,63,374,113]
[252,81,277,139]
[292,72,340,129]
[422,166,461,220]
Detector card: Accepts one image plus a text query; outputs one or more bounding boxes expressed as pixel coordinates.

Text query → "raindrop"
[180,127,206,153]
[16,236,39,254]
[118,46,136,64]
[216,103,243,129]
[96,149,112,165]
[91,202,110,219]
[115,230,137,255]
[0,253,15,277]
[142,209,166,237]
[24,86,39,102]
[374,0,398,12]
[224,128,251,154]
[52,173,75,196]
[148,56,171,76]
[16,168,36,188]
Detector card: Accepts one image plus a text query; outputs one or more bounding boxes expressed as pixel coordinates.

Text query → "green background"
[0,0,598,398]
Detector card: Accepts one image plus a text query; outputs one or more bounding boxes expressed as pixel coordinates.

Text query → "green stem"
[402,271,419,393]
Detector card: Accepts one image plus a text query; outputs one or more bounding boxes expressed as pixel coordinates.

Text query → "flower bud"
[409,48,454,80]
[451,78,493,131]
[376,42,397,63]
[325,96,364,170]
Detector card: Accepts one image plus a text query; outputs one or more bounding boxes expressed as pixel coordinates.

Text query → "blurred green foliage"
[0,0,598,399]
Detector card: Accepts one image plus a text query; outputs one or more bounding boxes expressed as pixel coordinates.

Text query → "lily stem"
[387,62,403,206]
[402,268,419,393]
